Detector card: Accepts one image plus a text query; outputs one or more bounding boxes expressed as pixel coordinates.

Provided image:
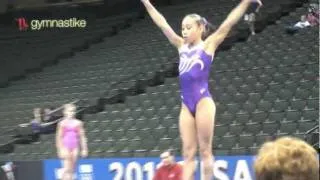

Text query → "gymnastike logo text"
[16,17,87,31]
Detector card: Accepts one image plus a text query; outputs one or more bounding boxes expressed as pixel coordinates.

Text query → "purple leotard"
[61,119,80,151]
[178,42,214,116]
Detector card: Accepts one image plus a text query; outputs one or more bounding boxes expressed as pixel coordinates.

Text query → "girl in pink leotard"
[56,104,88,180]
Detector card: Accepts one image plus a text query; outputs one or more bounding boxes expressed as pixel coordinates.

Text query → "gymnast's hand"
[255,0,263,7]
[243,0,263,6]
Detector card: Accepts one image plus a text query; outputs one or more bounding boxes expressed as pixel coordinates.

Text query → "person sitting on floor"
[286,15,311,34]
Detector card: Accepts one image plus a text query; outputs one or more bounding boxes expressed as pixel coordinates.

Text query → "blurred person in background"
[306,4,319,26]
[30,108,42,133]
[254,136,319,180]
[244,1,262,35]
[286,15,311,34]
[294,15,311,28]
[1,162,15,180]
[18,108,42,133]
[56,104,88,180]
[18,108,54,133]
[43,107,53,122]
[43,107,62,122]
[153,150,182,180]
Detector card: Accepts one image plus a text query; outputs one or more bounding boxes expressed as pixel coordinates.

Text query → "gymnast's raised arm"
[204,0,262,53]
[141,0,184,48]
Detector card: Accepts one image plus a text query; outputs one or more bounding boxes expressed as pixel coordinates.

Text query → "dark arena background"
[0,0,319,179]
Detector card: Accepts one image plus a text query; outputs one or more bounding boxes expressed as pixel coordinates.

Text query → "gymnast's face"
[181,16,203,43]
[64,106,76,118]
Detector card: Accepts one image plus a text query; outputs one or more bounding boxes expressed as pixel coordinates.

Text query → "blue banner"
[43,156,256,180]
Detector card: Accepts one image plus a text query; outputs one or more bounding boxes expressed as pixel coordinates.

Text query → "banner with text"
[43,156,256,180]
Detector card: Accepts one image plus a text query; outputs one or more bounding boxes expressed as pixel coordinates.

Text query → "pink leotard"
[61,119,80,150]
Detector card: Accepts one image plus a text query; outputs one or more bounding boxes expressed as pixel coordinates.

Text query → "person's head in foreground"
[254,136,319,180]
[160,149,176,166]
